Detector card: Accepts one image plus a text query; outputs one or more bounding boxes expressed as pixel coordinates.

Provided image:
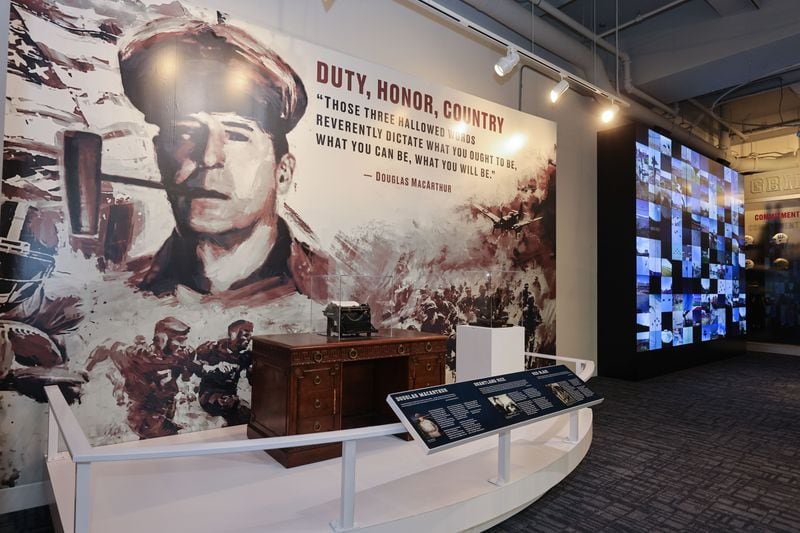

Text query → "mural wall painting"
[0,0,556,488]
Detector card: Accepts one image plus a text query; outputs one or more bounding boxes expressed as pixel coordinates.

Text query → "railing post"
[47,406,59,461]
[331,439,357,531]
[566,411,579,443]
[489,430,511,486]
[74,462,91,533]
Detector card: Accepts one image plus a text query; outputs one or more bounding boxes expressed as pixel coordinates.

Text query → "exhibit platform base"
[46,409,593,533]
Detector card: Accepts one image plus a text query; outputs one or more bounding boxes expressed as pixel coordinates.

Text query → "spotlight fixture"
[415,0,629,116]
[549,78,569,103]
[494,47,520,77]
[601,103,619,123]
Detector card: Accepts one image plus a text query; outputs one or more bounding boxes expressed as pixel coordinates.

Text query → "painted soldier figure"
[520,296,542,352]
[195,320,254,426]
[87,317,196,438]
[118,18,328,298]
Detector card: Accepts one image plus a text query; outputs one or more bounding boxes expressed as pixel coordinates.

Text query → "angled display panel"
[387,365,602,453]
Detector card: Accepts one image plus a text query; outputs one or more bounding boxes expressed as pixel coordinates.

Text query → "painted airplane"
[475,206,542,233]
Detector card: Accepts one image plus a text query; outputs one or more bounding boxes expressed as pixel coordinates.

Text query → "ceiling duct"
[456,0,726,160]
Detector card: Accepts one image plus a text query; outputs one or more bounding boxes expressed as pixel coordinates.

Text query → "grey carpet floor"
[490,352,800,532]
[3,353,799,532]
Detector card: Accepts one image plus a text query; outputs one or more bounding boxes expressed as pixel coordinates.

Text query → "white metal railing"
[45,385,404,533]
[527,352,595,381]
[44,354,597,533]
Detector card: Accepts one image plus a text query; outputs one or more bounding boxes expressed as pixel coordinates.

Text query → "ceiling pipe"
[531,0,617,55]
[619,56,677,117]
[463,0,666,118]
[687,99,748,141]
[529,0,751,148]
[459,0,726,160]
[416,0,627,105]
[459,0,800,168]
[719,129,731,152]
[626,103,724,162]
[458,0,605,82]
[530,0,677,118]
[743,123,800,136]
[732,153,800,173]
[711,61,800,111]
[598,0,691,38]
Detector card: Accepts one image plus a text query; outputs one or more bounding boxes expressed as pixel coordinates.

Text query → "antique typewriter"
[323,301,378,337]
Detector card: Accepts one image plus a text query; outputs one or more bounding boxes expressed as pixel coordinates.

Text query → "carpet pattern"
[0,505,52,533]
[490,353,800,532]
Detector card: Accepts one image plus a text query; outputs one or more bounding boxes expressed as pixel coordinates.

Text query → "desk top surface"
[253,329,448,350]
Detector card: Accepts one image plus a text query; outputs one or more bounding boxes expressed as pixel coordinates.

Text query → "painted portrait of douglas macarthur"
[118,18,328,298]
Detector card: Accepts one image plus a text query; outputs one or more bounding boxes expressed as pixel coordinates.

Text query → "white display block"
[455,325,525,381]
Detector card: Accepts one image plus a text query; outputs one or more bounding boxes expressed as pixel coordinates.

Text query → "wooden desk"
[247,330,448,467]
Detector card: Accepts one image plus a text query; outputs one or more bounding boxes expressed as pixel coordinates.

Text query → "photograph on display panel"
[635,128,746,352]
[0,0,556,487]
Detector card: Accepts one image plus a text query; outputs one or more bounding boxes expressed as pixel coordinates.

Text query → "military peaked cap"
[119,18,307,134]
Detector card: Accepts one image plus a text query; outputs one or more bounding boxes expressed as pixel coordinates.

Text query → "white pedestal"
[456,325,525,381]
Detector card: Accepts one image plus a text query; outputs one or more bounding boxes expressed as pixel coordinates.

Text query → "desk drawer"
[298,389,336,418]
[297,365,337,392]
[411,355,443,388]
[294,348,339,366]
[290,339,447,365]
[292,346,365,364]
[297,415,335,434]
[402,340,447,356]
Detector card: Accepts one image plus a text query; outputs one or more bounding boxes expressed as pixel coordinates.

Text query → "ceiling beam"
[704,0,761,17]
[623,0,800,103]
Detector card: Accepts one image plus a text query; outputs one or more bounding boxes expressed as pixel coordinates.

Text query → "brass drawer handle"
[313,421,322,431]
[426,362,433,372]
[313,375,322,385]
[314,399,322,409]
[398,343,406,355]
[425,342,432,352]
[349,348,358,359]
[313,350,323,363]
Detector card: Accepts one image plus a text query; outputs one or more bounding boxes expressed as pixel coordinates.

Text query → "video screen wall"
[635,129,746,351]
